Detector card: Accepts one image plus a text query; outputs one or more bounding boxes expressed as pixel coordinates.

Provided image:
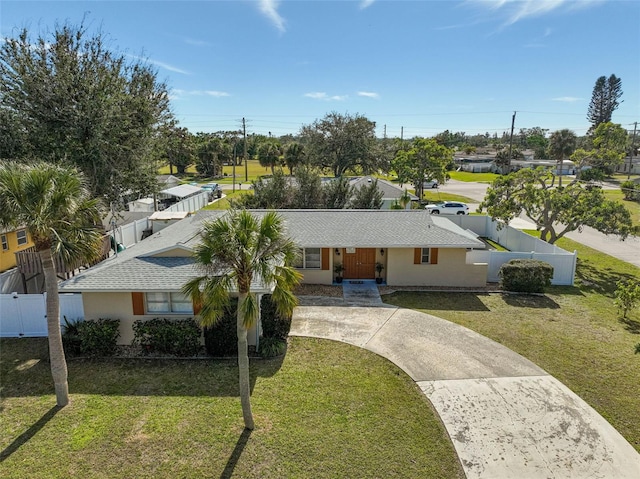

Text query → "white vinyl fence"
[0,293,84,338]
[110,191,209,248]
[166,191,208,213]
[447,215,578,285]
[111,217,151,248]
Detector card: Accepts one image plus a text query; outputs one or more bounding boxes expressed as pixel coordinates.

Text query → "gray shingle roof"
[350,176,418,200]
[60,209,483,292]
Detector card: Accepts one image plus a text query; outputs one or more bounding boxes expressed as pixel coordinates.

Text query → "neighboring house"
[59,209,487,345]
[157,174,182,189]
[0,227,34,273]
[350,176,418,209]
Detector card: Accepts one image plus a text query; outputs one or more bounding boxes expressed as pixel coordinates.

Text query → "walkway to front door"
[341,279,382,305]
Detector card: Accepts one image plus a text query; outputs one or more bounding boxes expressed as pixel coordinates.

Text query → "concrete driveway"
[290,296,640,479]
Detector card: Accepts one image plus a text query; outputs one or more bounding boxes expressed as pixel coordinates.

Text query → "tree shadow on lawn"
[0,338,285,399]
[620,317,640,335]
[0,405,61,463]
[219,428,252,479]
[574,260,638,297]
[384,291,491,312]
[501,293,560,309]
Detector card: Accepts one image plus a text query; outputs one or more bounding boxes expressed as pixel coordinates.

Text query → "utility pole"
[507,111,516,174]
[628,121,637,180]
[383,124,387,139]
[243,117,248,183]
[400,126,403,142]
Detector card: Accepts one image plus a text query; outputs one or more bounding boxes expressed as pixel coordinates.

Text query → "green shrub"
[499,259,554,293]
[621,180,640,201]
[258,337,286,358]
[614,280,640,319]
[260,294,292,340]
[62,317,83,356]
[63,318,120,356]
[132,318,201,357]
[203,298,238,357]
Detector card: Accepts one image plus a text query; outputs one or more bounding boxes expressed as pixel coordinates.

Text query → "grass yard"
[383,237,640,452]
[447,171,498,183]
[203,190,253,210]
[0,337,463,479]
[421,192,477,204]
[603,189,640,228]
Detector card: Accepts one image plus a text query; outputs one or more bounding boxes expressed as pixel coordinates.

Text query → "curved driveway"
[290,295,640,479]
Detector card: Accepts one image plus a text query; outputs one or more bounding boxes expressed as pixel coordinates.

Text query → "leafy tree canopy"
[391,138,453,199]
[0,22,173,203]
[348,178,384,209]
[300,112,378,177]
[570,122,628,175]
[479,168,634,244]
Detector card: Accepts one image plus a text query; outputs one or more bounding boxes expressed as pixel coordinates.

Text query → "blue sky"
[2,0,638,138]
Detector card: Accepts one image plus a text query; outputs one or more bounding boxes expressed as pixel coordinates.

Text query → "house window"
[145,292,193,314]
[295,247,321,269]
[16,229,28,246]
[1,235,8,251]
[421,248,431,264]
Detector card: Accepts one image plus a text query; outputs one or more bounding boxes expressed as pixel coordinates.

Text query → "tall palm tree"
[548,129,577,187]
[0,163,103,406]
[183,210,302,430]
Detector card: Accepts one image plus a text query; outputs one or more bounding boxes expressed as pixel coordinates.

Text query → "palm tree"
[548,129,577,187]
[183,210,302,430]
[257,139,283,175]
[0,163,104,406]
[284,142,306,176]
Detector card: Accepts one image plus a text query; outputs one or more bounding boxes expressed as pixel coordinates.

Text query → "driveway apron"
[290,296,640,479]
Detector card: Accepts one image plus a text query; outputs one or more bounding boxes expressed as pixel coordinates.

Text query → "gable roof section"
[160,184,202,198]
[350,176,418,201]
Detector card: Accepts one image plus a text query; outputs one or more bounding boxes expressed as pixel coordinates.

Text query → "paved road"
[291,293,640,479]
[441,179,640,267]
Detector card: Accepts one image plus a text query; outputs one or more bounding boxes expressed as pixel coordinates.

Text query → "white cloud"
[128,54,190,75]
[304,92,347,101]
[358,91,379,99]
[305,92,328,99]
[259,0,286,33]
[171,89,230,99]
[205,91,230,97]
[467,0,604,26]
[552,96,582,102]
[360,0,375,10]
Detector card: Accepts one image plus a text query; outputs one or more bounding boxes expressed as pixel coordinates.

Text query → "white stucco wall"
[385,248,487,287]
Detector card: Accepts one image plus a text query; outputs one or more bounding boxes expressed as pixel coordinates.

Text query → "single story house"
[349,177,418,209]
[59,209,487,344]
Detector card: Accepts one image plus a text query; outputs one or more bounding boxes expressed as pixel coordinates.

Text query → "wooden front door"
[343,248,376,279]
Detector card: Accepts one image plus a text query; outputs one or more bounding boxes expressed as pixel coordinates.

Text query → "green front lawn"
[603,189,640,228]
[0,337,463,479]
[383,238,640,452]
[447,171,499,183]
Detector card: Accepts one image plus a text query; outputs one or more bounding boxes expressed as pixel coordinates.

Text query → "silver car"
[424,201,469,215]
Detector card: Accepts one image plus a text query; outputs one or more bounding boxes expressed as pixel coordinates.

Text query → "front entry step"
[341,280,382,305]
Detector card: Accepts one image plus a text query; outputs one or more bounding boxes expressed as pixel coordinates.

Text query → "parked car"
[201,183,222,199]
[422,179,439,189]
[424,201,469,215]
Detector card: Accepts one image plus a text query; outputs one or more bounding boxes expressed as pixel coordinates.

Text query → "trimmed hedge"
[260,294,293,340]
[203,298,238,357]
[62,318,120,356]
[499,259,554,293]
[132,318,201,357]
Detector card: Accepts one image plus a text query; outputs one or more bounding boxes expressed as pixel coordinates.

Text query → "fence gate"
[0,293,84,338]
